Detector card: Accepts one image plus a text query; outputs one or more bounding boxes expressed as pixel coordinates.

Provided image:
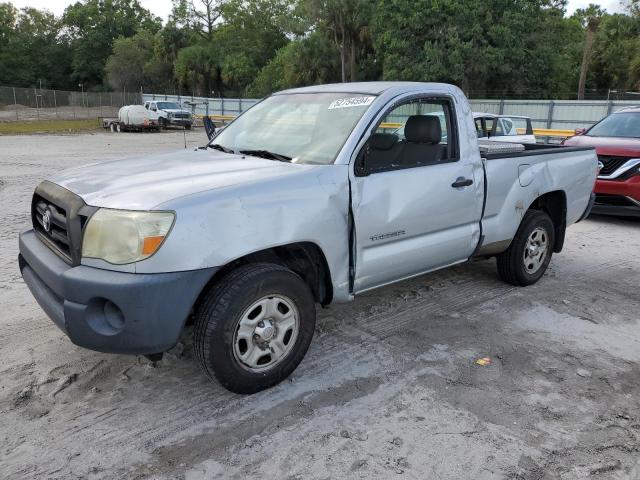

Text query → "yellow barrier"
[379,122,403,129]
[195,114,236,121]
[532,128,575,137]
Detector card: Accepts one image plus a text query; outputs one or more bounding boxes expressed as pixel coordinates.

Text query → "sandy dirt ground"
[1,131,639,480]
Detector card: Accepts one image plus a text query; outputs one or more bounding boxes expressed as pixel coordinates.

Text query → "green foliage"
[0,4,73,89]
[248,31,341,96]
[62,0,161,88]
[372,0,582,98]
[301,0,374,81]
[589,13,640,90]
[171,0,290,96]
[105,31,155,91]
[2,0,640,99]
[174,43,217,94]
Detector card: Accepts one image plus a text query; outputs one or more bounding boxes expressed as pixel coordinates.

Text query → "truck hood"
[563,135,640,157]
[49,149,320,210]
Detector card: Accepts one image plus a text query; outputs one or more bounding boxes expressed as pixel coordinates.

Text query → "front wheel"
[194,263,316,394]
[496,210,555,286]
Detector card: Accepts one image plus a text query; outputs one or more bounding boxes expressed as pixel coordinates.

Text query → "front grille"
[173,113,190,119]
[33,196,71,260]
[598,155,630,176]
[31,181,96,265]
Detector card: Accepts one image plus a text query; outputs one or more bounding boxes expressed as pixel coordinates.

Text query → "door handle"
[451,177,473,188]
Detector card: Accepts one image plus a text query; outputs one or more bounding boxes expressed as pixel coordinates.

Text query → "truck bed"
[479,143,597,255]
[483,142,595,160]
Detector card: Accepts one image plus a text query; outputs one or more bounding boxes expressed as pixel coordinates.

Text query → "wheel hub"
[523,227,549,274]
[232,295,300,372]
[254,319,275,342]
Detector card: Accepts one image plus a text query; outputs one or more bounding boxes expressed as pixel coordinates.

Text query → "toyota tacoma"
[19,82,597,393]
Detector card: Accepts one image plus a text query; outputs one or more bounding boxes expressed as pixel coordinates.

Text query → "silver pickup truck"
[19,82,597,393]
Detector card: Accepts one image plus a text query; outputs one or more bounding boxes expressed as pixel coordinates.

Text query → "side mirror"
[151,107,157,112]
[354,145,370,177]
[574,127,586,135]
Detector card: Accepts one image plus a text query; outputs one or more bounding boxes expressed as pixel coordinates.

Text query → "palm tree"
[577,5,604,100]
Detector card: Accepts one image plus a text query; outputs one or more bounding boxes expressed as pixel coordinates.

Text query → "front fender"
[134,165,352,301]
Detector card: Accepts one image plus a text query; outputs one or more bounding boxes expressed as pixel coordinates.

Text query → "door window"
[362,98,458,174]
[475,118,486,137]
[493,117,530,137]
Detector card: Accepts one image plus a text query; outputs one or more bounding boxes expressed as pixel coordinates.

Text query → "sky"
[8,0,628,21]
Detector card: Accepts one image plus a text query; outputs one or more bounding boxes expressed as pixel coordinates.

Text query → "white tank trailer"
[102,105,160,132]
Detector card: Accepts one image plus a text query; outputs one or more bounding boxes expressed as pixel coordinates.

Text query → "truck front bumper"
[19,229,217,355]
[167,118,192,127]
[592,176,640,217]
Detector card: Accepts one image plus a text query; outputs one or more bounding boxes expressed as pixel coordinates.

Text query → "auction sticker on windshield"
[328,96,375,110]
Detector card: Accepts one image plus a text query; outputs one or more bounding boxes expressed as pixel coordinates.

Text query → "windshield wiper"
[240,149,292,162]
[208,143,234,153]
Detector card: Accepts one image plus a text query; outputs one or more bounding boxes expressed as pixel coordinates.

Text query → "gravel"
[1,131,639,479]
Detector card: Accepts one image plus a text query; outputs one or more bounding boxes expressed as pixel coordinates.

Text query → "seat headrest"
[369,133,398,150]
[405,115,441,144]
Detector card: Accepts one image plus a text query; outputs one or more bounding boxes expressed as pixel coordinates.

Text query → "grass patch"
[0,119,102,135]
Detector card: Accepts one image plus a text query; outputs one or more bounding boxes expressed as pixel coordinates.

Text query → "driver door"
[351,97,482,292]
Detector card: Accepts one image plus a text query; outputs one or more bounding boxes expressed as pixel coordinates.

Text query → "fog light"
[86,298,125,336]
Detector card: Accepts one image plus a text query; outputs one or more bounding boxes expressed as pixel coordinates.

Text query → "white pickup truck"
[19,82,597,393]
[474,113,536,144]
[144,100,193,129]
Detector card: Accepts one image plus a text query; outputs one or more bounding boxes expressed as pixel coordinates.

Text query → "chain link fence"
[4,85,640,132]
[0,86,142,122]
[141,93,258,119]
[144,92,640,131]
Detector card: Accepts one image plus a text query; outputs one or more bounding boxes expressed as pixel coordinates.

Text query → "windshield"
[587,112,640,138]
[211,92,376,164]
[157,102,182,110]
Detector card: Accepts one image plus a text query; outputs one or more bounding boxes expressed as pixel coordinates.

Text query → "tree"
[372,0,581,98]
[249,31,341,96]
[302,0,373,82]
[174,43,218,95]
[0,4,73,89]
[105,31,155,91]
[587,13,640,93]
[575,4,604,99]
[189,0,224,40]
[62,0,161,88]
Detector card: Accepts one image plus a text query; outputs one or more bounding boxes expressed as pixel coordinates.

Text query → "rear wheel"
[496,210,555,286]
[194,263,316,394]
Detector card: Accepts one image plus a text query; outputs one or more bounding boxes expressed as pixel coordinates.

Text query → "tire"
[194,263,316,394]
[159,117,167,130]
[496,210,555,286]
[185,124,192,130]
[116,123,122,133]
[109,123,115,133]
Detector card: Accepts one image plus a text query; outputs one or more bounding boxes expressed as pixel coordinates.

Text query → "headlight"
[82,209,175,264]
